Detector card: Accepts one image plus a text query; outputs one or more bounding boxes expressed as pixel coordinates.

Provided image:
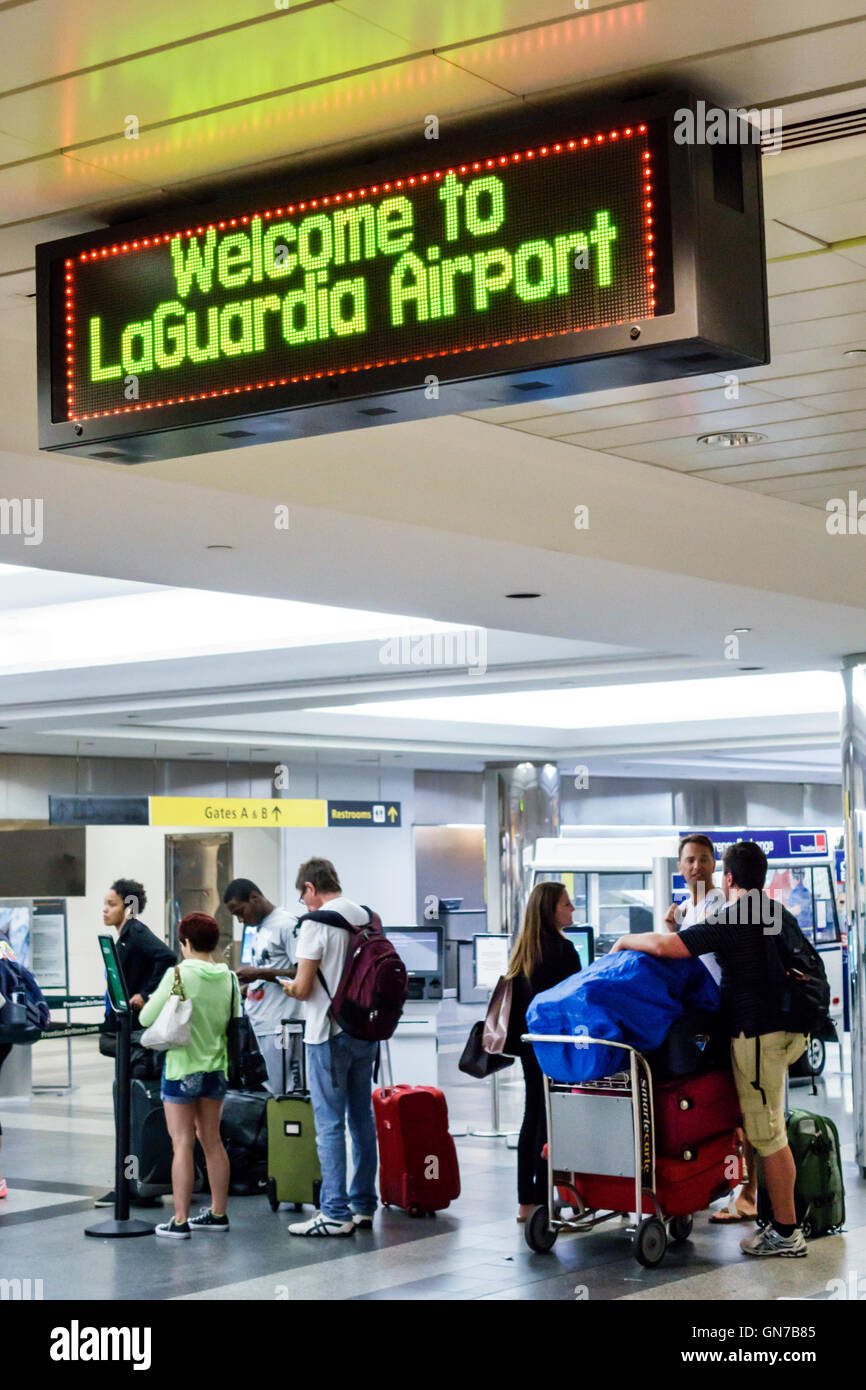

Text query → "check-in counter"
[387,1001,441,1087]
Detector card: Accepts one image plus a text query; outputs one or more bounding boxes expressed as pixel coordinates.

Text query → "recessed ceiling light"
[739,665,765,671]
[733,627,751,634]
[205,544,233,551]
[843,349,866,358]
[697,431,767,448]
[506,591,542,599]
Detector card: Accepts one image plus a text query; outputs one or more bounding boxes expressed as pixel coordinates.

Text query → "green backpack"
[758,1109,845,1238]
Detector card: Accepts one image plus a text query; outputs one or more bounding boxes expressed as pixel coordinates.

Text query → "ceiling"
[0,0,864,781]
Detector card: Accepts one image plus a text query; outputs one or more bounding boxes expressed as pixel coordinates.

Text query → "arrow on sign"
[387,806,398,823]
[273,805,283,819]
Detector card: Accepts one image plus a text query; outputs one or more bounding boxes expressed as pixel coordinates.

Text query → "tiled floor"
[0,1022,863,1302]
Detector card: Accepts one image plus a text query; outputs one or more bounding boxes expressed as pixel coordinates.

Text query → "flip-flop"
[709,1206,755,1223]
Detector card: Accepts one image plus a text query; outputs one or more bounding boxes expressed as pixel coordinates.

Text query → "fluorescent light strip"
[315,671,841,729]
[0,566,468,675]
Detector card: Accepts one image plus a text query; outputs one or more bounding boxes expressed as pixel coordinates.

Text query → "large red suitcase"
[565,1130,742,1218]
[653,1069,742,1159]
[372,1084,460,1216]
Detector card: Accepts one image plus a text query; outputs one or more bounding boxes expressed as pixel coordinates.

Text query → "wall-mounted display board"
[36,90,768,463]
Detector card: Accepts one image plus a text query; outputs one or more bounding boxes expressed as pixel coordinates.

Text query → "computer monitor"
[385,926,443,1000]
[564,926,595,971]
[473,934,510,992]
[240,923,257,965]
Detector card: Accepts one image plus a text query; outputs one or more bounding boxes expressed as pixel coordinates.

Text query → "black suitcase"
[644,1010,729,1081]
[221,1089,269,1196]
[119,1078,205,1196]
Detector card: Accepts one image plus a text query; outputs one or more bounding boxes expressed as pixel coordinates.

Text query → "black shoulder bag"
[227,973,269,1092]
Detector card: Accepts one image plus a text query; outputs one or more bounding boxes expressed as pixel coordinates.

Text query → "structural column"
[484,762,560,938]
[841,658,866,1177]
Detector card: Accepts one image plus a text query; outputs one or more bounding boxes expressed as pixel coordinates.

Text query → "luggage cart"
[522,1032,741,1267]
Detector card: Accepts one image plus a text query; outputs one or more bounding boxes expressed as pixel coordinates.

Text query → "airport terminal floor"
[5,0,866,1362]
[3,1025,863,1305]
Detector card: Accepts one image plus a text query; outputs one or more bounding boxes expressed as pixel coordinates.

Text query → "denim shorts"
[161,1069,228,1105]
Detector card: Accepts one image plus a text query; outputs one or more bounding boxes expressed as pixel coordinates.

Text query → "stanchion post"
[85,936,154,1239]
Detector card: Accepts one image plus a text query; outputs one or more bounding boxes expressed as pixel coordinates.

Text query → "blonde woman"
[504,882,582,1222]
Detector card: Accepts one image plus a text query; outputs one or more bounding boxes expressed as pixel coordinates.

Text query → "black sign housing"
[36,90,768,463]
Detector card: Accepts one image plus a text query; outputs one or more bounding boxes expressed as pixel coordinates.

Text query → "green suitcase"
[266,1023,322,1212]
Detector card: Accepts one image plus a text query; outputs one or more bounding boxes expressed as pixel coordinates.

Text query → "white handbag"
[140,966,192,1051]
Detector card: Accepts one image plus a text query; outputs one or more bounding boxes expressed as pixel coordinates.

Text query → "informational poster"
[474,934,510,992]
[0,900,32,968]
[31,899,68,991]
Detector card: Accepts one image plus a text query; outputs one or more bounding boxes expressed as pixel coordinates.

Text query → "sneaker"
[0,1179,7,1199]
[741,1226,807,1258]
[288,1211,355,1237]
[93,1189,162,1209]
[189,1208,230,1233]
[155,1217,191,1239]
[352,1213,374,1230]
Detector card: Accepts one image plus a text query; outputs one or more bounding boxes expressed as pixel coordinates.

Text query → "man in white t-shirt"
[223,877,302,1095]
[665,833,757,1224]
[279,857,379,1238]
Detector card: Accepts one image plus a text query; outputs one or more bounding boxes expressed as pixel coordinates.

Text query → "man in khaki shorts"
[613,839,807,1258]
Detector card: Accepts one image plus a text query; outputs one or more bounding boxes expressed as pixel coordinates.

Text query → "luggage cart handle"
[522,1033,644,1056]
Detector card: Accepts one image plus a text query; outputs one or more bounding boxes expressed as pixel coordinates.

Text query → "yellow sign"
[149,797,327,828]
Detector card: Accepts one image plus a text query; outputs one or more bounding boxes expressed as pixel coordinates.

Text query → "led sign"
[36,91,768,461]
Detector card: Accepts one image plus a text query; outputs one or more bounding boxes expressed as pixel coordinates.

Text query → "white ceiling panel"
[695,448,866,485]
[742,466,866,495]
[724,343,866,385]
[63,62,508,196]
[764,220,827,258]
[588,423,864,470]
[0,127,50,163]
[0,153,157,223]
[558,400,821,458]
[336,0,576,47]
[790,200,866,244]
[766,252,865,296]
[799,388,866,412]
[0,212,111,278]
[505,387,791,438]
[0,0,296,89]
[0,9,416,150]
[769,312,866,355]
[555,408,866,456]
[691,430,866,473]
[449,3,866,99]
[762,134,866,215]
[744,365,866,398]
[769,280,866,325]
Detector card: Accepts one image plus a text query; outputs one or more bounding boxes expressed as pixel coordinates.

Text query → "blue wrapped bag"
[526,950,720,1083]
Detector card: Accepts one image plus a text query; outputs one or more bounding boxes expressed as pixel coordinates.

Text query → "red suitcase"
[653,1069,742,1159]
[566,1130,743,1218]
[372,1084,460,1217]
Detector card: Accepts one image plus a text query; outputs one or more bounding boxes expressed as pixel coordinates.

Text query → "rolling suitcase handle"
[279,1018,306,1096]
[379,1039,395,1097]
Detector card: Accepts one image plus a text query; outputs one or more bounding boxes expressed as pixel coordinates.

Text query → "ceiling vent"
[762,107,866,154]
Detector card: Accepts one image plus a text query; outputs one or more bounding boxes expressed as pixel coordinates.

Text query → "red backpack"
[300,908,408,1042]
